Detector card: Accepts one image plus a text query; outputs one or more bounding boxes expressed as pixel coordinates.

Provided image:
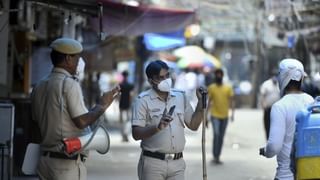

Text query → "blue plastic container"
[295,97,320,179]
[296,99,320,158]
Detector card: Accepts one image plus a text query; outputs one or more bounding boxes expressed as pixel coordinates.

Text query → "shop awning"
[143,29,186,51]
[90,0,196,36]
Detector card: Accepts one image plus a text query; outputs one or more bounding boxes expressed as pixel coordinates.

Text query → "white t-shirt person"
[265,93,313,179]
[260,77,280,109]
[260,59,314,180]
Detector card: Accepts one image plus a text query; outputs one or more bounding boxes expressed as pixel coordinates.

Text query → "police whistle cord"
[200,89,208,180]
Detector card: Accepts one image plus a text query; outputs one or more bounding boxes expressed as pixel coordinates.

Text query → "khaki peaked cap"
[50,38,83,54]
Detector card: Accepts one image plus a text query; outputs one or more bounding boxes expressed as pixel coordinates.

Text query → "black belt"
[143,150,183,160]
[42,151,86,162]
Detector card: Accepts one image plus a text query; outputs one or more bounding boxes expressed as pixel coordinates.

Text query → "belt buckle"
[165,153,174,160]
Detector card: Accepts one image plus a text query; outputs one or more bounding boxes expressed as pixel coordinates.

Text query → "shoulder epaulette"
[172,89,185,94]
[138,91,150,98]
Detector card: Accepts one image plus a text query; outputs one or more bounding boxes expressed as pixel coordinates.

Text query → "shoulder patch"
[172,89,185,94]
[64,75,77,82]
[138,91,149,98]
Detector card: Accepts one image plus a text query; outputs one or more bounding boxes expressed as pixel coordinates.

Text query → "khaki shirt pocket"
[148,111,162,126]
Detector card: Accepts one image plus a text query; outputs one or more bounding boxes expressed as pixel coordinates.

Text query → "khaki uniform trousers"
[138,154,186,180]
[37,155,87,180]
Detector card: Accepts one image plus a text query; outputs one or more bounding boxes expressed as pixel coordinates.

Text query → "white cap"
[278,58,307,96]
[50,38,83,54]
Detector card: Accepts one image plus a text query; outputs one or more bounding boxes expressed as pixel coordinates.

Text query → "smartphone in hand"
[162,105,175,123]
[168,105,176,116]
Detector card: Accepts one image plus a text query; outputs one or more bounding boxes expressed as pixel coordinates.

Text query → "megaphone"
[63,125,110,155]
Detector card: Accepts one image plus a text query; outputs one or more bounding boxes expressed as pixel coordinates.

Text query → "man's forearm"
[188,102,205,131]
[73,104,106,129]
[231,97,235,109]
[132,125,159,140]
[88,104,107,121]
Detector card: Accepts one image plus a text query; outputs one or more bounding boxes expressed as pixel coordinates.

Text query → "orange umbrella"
[174,45,221,68]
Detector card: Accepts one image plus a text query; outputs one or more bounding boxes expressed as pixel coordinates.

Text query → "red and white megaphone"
[63,125,110,155]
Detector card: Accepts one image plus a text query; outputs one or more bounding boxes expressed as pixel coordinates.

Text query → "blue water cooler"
[295,97,320,180]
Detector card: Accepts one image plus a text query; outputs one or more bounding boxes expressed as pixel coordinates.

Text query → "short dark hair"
[214,68,224,76]
[50,50,67,66]
[285,80,302,91]
[122,70,128,77]
[145,60,169,79]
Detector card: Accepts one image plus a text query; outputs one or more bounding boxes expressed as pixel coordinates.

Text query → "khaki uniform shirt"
[31,68,89,152]
[132,88,194,153]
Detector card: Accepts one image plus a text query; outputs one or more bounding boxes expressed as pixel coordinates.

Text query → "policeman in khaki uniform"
[132,60,206,180]
[31,38,120,180]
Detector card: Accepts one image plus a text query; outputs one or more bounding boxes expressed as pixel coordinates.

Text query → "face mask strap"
[148,78,158,90]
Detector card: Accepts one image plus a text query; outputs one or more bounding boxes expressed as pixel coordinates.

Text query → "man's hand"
[157,108,173,131]
[205,119,209,128]
[196,86,208,100]
[230,112,235,122]
[100,85,121,109]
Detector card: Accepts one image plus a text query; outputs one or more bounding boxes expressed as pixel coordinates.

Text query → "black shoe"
[122,135,129,142]
[211,158,223,165]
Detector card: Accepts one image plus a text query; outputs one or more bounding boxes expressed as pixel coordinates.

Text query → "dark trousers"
[263,107,272,140]
[211,116,228,159]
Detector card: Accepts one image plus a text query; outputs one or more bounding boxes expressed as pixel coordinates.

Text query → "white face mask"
[75,57,85,81]
[157,78,172,92]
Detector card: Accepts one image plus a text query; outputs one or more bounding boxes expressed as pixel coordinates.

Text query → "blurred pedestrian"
[185,68,198,109]
[131,60,206,180]
[31,37,120,180]
[174,69,187,90]
[259,58,314,180]
[203,66,215,86]
[301,75,320,98]
[207,68,235,164]
[91,73,102,106]
[259,71,280,140]
[119,70,134,142]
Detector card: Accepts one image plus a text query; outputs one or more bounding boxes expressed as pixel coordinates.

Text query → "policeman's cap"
[50,38,83,54]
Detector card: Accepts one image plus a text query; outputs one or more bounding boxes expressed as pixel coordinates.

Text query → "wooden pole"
[202,109,207,180]
[200,88,208,180]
